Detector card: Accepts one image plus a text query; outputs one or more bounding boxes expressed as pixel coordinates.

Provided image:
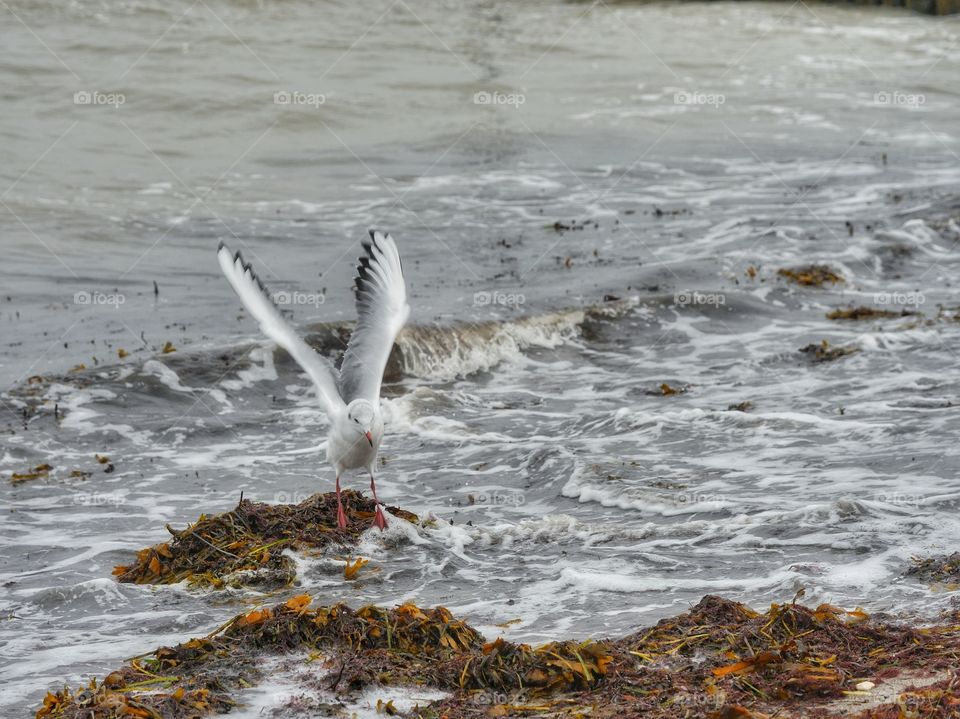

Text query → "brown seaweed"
[35,594,960,719]
[826,307,918,321]
[113,491,418,589]
[908,553,960,590]
[799,340,859,363]
[777,265,845,287]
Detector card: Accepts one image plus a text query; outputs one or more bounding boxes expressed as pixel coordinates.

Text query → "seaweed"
[547,220,589,232]
[852,673,960,718]
[777,265,845,287]
[827,307,918,321]
[35,595,960,719]
[10,463,53,484]
[935,306,960,323]
[908,553,960,590]
[651,383,690,396]
[799,340,859,363]
[112,491,418,589]
[35,597,610,719]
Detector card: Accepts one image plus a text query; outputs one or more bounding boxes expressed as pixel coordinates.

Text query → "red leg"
[369,473,388,530]
[335,475,348,529]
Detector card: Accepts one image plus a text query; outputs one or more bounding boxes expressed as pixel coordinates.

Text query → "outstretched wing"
[217,243,345,417]
[338,230,410,403]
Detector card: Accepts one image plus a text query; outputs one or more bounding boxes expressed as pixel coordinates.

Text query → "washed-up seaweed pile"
[35,594,960,719]
[908,553,960,591]
[799,339,860,363]
[34,595,611,719]
[113,491,418,588]
[617,595,960,712]
[826,307,918,321]
[856,674,960,719]
[777,264,845,287]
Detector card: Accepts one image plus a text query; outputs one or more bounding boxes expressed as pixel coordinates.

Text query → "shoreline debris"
[908,552,960,591]
[778,265,845,287]
[113,491,418,589]
[799,339,859,363]
[826,306,918,321]
[35,594,960,719]
[10,463,53,484]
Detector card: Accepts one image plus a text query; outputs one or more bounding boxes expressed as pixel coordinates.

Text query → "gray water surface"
[2,0,960,715]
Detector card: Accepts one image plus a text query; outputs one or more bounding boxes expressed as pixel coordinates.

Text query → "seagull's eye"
[354,418,359,423]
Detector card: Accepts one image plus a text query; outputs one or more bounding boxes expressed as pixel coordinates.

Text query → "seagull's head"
[345,399,376,447]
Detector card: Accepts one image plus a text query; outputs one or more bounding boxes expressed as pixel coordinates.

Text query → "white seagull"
[217,231,410,530]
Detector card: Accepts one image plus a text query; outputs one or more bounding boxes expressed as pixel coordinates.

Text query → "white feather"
[338,230,411,403]
[216,243,345,418]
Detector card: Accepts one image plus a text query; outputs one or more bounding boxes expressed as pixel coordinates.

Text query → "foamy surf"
[3,2,960,712]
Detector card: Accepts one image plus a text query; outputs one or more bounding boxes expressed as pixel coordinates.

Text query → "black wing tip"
[355,229,401,298]
[356,243,376,282]
[234,251,269,293]
[220,243,274,300]
[217,241,249,273]
[361,228,395,261]
[366,230,380,254]
[219,241,247,268]
[366,229,395,251]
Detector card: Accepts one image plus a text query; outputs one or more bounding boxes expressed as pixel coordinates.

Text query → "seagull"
[217,231,409,530]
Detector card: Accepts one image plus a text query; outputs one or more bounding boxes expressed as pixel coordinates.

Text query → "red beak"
[365,431,373,446]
